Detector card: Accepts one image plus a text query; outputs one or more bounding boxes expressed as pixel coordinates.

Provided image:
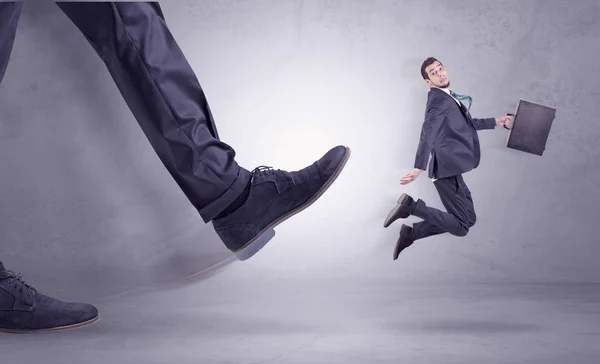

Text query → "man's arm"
[414,99,445,171]
[471,117,496,130]
[473,115,513,130]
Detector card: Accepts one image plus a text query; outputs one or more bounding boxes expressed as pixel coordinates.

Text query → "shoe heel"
[234,228,276,261]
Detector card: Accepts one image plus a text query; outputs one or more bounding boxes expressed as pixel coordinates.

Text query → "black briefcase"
[504,99,556,156]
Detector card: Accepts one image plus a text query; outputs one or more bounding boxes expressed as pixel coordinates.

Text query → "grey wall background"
[0,0,598,301]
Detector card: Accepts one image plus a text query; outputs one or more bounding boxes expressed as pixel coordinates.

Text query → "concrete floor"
[2,263,598,363]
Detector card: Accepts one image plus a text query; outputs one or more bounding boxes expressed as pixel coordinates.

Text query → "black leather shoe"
[0,269,99,333]
[213,145,351,261]
[393,224,414,260]
[383,193,415,228]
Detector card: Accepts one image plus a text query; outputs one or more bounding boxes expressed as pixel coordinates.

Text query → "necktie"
[450,90,472,111]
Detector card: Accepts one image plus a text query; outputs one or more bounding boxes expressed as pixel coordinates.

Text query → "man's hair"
[421,57,441,80]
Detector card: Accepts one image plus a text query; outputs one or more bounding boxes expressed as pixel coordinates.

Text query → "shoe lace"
[0,270,37,295]
[251,165,276,175]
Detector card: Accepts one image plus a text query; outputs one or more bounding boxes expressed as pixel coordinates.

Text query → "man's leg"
[0,3,99,333]
[388,175,476,260]
[0,1,21,84]
[412,175,476,240]
[55,1,250,223]
[56,2,351,260]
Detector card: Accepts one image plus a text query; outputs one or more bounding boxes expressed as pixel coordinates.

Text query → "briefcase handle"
[503,113,514,130]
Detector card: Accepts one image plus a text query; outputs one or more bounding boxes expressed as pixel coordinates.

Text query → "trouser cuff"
[199,167,251,222]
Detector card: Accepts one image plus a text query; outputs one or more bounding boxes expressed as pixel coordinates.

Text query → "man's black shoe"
[213,145,351,260]
[393,224,415,260]
[0,269,99,333]
[383,193,415,228]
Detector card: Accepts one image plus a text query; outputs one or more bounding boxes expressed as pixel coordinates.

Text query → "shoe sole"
[0,314,99,334]
[383,193,410,228]
[233,146,352,261]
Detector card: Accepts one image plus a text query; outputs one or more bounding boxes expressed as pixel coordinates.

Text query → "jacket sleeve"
[414,99,445,170]
[471,117,496,130]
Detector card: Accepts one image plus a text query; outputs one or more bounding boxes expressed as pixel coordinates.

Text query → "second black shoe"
[212,145,351,261]
[383,193,416,228]
[0,268,99,333]
[393,224,415,260]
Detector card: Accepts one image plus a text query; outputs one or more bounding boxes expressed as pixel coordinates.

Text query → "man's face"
[425,61,449,88]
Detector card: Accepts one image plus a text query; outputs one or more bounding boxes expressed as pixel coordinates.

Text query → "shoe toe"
[317,145,349,176]
[36,294,99,328]
[71,302,99,322]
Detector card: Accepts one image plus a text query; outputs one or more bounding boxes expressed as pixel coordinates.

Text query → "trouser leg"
[411,175,476,240]
[0,3,23,267]
[0,2,23,85]
[56,1,251,222]
[411,220,446,241]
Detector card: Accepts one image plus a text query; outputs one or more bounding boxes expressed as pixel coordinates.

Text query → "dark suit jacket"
[414,87,496,179]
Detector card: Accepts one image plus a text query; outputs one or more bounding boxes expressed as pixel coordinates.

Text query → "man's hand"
[400,168,423,185]
[495,114,513,127]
